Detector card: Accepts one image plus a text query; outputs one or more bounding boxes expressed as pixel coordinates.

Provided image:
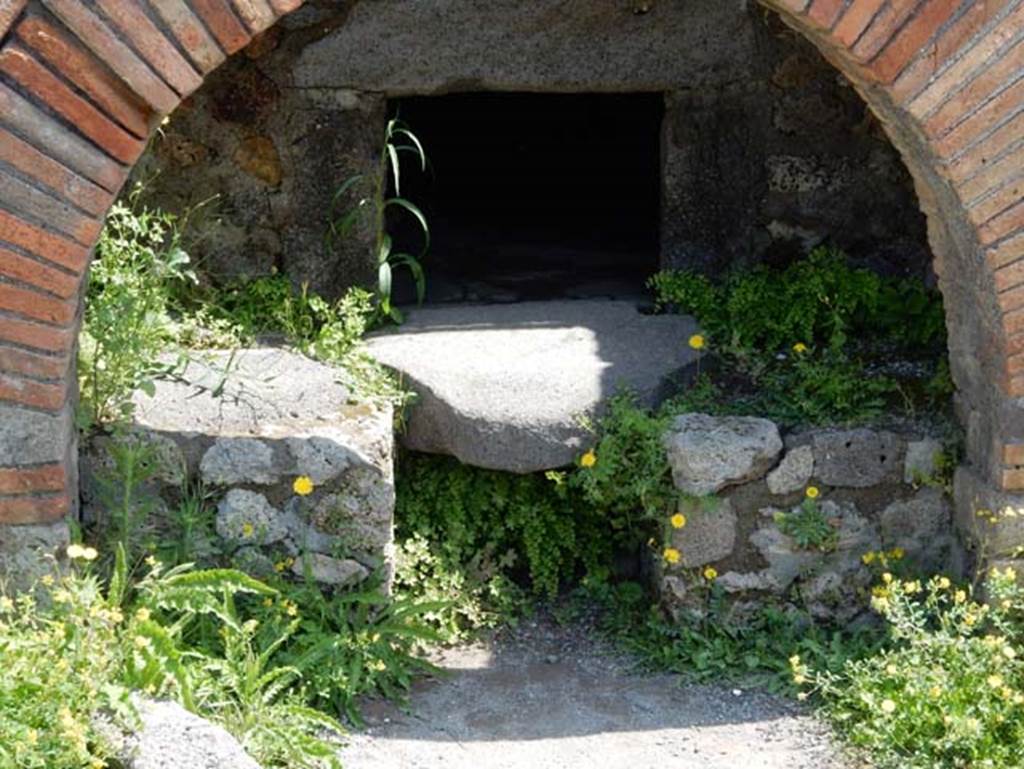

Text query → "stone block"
[954,464,1024,558]
[766,444,814,495]
[812,428,904,488]
[664,413,782,495]
[665,498,737,568]
[0,520,69,593]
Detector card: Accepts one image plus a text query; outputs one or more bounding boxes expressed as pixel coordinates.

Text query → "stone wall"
[133,0,930,297]
[659,414,963,622]
[80,349,396,590]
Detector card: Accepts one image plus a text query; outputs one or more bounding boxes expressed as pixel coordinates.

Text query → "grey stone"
[954,465,1024,558]
[367,301,700,472]
[663,413,782,495]
[716,571,776,593]
[0,522,69,594]
[216,490,288,547]
[748,525,824,592]
[904,438,944,484]
[230,547,278,580]
[0,403,73,466]
[665,499,737,568]
[291,552,369,587]
[126,698,262,769]
[880,487,953,572]
[811,429,903,488]
[286,434,355,484]
[201,438,279,486]
[766,445,814,495]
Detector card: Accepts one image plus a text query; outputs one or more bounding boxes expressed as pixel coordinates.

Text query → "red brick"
[969,180,1023,226]
[893,0,1013,102]
[0,246,80,299]
[924,37,1024,137]
[958,141,1024,200]
[980,199,1024,244]
[0,45,145,165]
[39,0,181,114]
[0,210,89,273]
[868,0,961,83]
[999,282,1024,314]
[0,316,74,353]
[149,0,226,74]
[833,0,887,50]
[0,371,66,410]
[191,0,252,54]
[230,0,276,32]
[808,0,850,28]
[988,230,1024,270]
[948,110,1024,180]
[0,169,102,247]
[934,77,1024,158]
[853,0,923,62]
[1004,304,1024,335]
[0,346,69,381]
[999,465,1024,487]
[0,492,69,524]
[268,0,304,13]
[907,1,1024,117]
[0,464,65,495]
[1007,350,1024,375]
[0,83,127,192]
[15,15,153,139]
[995,254,1024,290]
[0,128,113,218]
[1004,442,1024,465]
[0,282,76,326]
[95,0,203,96]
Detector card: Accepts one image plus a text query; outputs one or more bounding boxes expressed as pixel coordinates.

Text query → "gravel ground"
[340,614,858,769]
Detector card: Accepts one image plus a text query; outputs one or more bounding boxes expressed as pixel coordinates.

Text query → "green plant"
[772,492,839,552]
[194,601,343,768]
[799,570,1024,768]
[568,393,679,547]
[276,581,442,725]
[79,198,194,427]
[329,118,430,323]
[395,456,610,618]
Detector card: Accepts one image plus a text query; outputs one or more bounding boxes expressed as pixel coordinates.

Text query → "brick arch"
[0,0,1020,529]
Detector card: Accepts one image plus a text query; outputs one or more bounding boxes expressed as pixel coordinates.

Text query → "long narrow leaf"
[385,198,430,254]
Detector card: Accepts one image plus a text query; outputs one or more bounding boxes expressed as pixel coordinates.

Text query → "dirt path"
[340,616,855,769]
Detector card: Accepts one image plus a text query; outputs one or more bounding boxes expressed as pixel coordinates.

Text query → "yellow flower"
[880,699,897,714]
[286,602,299,617]
[293,475,315,496]
[930,686,942,698]
[135,608,151,623]
[66,543,86,560]
[861,551,876,565]
[580,450,597,469]
[792,342,808,354]
[241,521,255,538]
[789,654,801,667]
[40,574,54,586]
[670,513,687,529]
[1003,645,1017,660]
[882,572,893,584]
[663,547,681,565]
[703,566,718,581]
[81,547,98,561]
[889,547,905,560]
[0,596,13,613]
[26,728,38,746]
[145,555,158,567]
[133,635,151,650]
[885,663,898,675]
[988,674,1005,689]
[793,673,806,684]
[903,580,921,595]
[938,576,951,590]
[688,334,706,350]
[805,486,820,499]
[954,589,967,604]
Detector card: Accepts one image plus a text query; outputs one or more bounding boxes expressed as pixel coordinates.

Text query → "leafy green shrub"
[772,491,839,552]
[0,546,344,769]
[799,570,1024,769]
[79,200,194,427]
[648,246,943,355]
[395,454,611,610]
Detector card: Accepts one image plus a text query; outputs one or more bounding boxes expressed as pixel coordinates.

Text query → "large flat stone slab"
[365,300,699,472]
